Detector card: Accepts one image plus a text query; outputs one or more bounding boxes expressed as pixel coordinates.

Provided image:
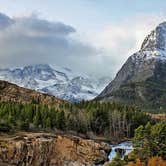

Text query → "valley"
[0,81,165,165]
[0,18,166,166]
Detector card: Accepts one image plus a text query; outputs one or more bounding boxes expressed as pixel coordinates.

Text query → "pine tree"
[46,117,51,129]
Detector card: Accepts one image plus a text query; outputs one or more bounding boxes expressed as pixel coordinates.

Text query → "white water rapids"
[108,141,133,161]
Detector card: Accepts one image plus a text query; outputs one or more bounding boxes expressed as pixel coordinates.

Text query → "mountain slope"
[0,80,66,105]
[97,22,166,109]
[0,64,110,102]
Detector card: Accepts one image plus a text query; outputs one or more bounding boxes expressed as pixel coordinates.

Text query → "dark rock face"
[115,148,126,158]
[0,133,111,166]
[97,22,166,109]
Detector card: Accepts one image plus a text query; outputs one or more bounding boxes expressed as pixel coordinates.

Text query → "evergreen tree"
[46,117,51,129]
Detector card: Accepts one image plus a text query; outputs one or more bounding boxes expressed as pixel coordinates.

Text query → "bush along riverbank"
[105,121,166,166]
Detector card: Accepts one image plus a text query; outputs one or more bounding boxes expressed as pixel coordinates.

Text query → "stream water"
[108,141,133,161]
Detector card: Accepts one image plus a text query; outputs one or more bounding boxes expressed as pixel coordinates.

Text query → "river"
[108,141,133,161]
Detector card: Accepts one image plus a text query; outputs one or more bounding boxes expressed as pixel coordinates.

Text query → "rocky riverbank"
[0,132,111,166]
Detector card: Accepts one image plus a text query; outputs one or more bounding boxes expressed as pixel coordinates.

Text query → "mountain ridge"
[0,64,111,102]
[0,80,66,105]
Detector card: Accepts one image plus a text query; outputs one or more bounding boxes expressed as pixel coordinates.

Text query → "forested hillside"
[0,80,165,165]
[0,101,151,142]
[0,80,66,105]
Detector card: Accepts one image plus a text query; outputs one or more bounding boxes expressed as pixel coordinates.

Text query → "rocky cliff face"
[0,133,111,166]
[97,22,166,109]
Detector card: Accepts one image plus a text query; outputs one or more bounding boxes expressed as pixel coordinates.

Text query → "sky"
[0,0,165,77]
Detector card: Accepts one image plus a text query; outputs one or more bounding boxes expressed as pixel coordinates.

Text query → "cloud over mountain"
[0,12,98,74]
[0,12,165,78]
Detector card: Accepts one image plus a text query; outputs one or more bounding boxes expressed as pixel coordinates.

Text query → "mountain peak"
[97,21,166,109]
[141,21,166,52]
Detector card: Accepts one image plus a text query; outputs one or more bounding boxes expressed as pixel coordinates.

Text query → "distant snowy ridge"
[0,64,111,102]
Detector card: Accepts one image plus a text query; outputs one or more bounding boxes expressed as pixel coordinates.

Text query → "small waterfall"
[108,141,133,161]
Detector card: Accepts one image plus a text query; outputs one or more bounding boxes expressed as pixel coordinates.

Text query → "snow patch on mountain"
[0,64,111,102]
[130,22,166,64]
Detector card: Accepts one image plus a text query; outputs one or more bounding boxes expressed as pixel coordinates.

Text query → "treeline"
[0,102,66,131]
[0,102,88,133]
[75,101,151,139]
[0,101,151,140]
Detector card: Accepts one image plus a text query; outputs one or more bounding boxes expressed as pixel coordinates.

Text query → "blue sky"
[0,0,165,77]
[1,0,165,31]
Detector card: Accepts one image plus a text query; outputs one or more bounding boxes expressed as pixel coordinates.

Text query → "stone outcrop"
[0,133,111,166]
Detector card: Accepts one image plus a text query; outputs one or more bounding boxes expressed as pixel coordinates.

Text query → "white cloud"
[0,12,99,75]
[0,12,165,78]
[82,14,166,76]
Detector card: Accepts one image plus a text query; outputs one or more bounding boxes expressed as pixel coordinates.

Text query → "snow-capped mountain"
[0,64,111,102]
[97,22,166,109]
